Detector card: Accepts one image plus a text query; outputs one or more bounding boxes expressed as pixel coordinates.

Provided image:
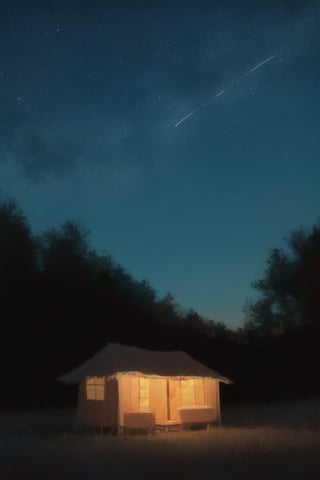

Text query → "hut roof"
[58,342,231,384]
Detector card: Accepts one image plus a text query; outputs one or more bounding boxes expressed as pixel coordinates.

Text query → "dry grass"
[1,398,320,480]
[223,395,320,430]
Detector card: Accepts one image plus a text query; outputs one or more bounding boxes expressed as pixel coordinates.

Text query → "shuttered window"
[86,377,105,400]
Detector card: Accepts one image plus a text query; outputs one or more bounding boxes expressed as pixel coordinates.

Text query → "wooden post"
[117,376,121,435]
[166,379,171,421]
[216,381,222,426]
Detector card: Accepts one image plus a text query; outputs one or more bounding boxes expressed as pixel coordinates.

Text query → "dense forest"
[1,198,319,409]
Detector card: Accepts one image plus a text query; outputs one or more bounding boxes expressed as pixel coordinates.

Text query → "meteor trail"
[173,54,275,128]
[250,55,275,72]
[174,108,198,127]
[236,55,275,82]
[214,89,226,99]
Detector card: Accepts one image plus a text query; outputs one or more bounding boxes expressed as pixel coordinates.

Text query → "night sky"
[1,1,319,327]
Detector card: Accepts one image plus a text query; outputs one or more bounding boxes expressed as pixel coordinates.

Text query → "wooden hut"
[58,342,231,432]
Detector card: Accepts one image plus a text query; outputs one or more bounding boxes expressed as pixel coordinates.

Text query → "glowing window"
[139,376,149,411]
[180,379,195,406]
[86,377,105,400]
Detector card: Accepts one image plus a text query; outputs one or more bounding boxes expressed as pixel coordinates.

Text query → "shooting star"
[174,108,198,127]
[203,88,227,107]
[173,54,276,128]
[236,55,275,82]
[214,88,226,99]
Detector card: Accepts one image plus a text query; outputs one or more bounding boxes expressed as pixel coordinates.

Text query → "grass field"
[1,397,320,480]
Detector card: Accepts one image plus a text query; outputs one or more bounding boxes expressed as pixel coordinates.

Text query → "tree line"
[1,198,319,408]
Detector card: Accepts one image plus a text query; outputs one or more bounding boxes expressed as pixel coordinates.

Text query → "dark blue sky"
[1,1,319,327]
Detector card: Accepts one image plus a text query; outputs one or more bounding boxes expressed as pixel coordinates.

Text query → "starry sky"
[1,0,320,328]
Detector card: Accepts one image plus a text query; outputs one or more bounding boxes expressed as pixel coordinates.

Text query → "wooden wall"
[76,377,118,428]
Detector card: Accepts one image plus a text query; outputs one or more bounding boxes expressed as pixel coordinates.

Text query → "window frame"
[85,376,105,401]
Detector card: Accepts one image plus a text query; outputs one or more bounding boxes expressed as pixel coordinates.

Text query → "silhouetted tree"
[0,199,37,285]
[156,292,181,326]
[184,309,204,331]
[244,221,320,336]
[38,220,91,280]
[206,319,235,340]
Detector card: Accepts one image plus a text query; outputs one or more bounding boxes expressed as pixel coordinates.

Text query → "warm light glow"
[86,376,105,400]
[139,376,149,411]
[180,378,195,406]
